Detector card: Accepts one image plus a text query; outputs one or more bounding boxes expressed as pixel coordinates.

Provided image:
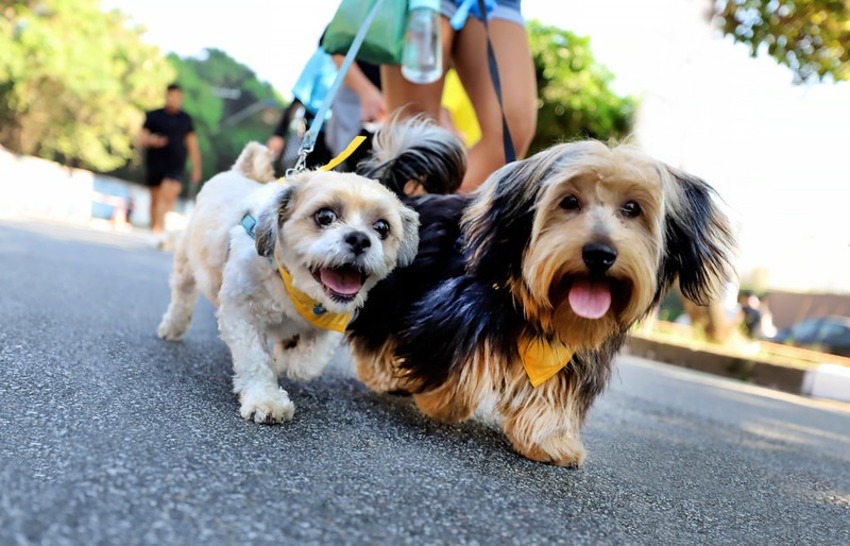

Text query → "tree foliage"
[0,0,173,170]
[527,20,636,154]
[715,0,850,82]
[167,49,282,183]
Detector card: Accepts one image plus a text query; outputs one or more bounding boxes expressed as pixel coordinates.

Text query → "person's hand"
[266,135,284,158]
[191,167,202,185]
[359,87,386,123]
[148,134,168,148]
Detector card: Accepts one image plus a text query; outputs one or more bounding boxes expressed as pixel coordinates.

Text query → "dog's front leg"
[500,379,587,467]
[218,302,295,424]
[273,331,342,381]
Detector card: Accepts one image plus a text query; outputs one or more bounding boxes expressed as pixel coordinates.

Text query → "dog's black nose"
[345,231,371,255]
[582,243,617,272]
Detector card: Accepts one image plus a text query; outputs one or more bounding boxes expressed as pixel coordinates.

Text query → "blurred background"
[1,0,849,362]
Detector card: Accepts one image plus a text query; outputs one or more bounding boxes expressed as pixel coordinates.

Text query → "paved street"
[1,218,849,545]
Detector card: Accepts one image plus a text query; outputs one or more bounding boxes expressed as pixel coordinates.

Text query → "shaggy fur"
[348,136,736,467]
[157,141,419,423]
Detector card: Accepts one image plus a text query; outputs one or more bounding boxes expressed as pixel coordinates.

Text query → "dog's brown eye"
[621,201,641,218]
[373,219,390,240]
[314,208,337,227]
[560,195,581,211]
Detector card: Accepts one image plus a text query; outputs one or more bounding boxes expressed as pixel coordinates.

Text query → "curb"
[626,336,850,402]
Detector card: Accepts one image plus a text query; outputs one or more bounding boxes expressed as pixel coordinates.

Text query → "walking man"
[140,83,202,239]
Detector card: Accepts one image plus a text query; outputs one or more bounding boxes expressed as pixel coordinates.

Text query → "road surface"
[1,219,848,545]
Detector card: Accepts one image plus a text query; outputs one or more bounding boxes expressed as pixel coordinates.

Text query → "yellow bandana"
[276,264,351,333]
[519,336,573,387]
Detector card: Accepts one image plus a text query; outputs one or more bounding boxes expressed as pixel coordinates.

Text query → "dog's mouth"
[311,265,368,303]
[553,275,631,320]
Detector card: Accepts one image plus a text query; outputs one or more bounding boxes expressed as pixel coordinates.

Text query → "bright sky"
[101,0,850,293]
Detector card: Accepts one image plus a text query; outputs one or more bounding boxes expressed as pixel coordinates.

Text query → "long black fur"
[349,123,731,404]
[654,168,734,306]
[348,137,613,393]
[356,115,467,195]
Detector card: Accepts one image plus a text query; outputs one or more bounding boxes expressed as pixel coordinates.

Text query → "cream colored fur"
[158,142,417,423]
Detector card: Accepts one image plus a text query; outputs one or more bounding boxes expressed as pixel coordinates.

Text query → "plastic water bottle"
[401,0,442,84]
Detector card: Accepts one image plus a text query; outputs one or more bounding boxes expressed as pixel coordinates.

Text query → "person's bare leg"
[149,185,163,233]
[159,178,182,232]
[381,18,456,121]
[453,19,537,192]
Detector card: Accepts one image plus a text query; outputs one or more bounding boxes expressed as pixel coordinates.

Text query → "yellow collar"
[519,336,573,387]
[276,264,351,333]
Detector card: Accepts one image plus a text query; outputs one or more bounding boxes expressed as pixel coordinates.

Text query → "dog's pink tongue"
[319,268,362,295]
[568,278,612,319]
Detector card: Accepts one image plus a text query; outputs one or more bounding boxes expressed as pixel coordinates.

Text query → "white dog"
[157,142,420,423]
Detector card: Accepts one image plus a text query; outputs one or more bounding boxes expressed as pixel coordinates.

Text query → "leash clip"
[286,143,314,177]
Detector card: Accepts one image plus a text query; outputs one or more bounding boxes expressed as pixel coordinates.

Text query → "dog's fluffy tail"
[357,114,467,195]
[233,141,277,184]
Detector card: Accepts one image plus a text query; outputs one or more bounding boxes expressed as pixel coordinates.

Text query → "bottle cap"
[409,0,440,11]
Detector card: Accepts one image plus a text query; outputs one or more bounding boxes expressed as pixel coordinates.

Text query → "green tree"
[714,0,850,82]
[168,49,282,183]
[528,20,636,154]
[0,0,173,171]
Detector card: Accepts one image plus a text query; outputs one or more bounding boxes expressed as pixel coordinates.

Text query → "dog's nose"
[582,243,617,272]
[345,231,371,255]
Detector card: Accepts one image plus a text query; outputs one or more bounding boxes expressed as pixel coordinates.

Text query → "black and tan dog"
[349,119,735,467]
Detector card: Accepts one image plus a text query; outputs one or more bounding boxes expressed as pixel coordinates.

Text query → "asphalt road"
[1,219,849,546]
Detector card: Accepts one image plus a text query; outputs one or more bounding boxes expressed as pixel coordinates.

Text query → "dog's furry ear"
[255,185,297,257]
[234,142,276,183]
[658,166,736,305]
[396,205,420,268]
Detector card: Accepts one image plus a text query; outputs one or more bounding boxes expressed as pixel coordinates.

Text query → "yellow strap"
[277,264,351,333]
[276,136,368,184]
[319,135,368,172]
[519,336,573,387]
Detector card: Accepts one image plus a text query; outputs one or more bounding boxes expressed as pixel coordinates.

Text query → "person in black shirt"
[140,83,202,236]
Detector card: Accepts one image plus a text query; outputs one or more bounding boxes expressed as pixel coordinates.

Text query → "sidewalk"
[628,322,850,403]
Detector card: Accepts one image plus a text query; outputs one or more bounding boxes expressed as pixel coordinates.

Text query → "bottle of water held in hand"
[401,0,442,84]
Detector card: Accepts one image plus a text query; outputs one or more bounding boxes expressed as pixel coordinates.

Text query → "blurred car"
[770,316,850,357]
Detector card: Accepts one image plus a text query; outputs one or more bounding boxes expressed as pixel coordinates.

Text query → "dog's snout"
[582,243,617,272]
[345,231,372,255]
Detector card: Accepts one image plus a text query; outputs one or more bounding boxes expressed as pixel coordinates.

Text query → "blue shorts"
[440,0,524,28]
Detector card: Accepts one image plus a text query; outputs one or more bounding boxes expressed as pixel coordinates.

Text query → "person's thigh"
[380,18,456,120]
[452,18,537,157]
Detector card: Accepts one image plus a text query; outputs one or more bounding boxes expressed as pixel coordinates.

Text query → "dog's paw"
[511,435,586,468]
[157,319,184,341]
[238,386,295,424]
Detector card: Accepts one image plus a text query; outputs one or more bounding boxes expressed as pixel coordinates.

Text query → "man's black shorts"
[145,168,185,187]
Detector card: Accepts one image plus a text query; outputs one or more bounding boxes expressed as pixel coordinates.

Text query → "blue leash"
[288,0,387,175]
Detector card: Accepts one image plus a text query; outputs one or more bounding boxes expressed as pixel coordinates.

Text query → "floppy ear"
[658,166,735,306]
[255,185,297,258]
[395,204,420,268]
